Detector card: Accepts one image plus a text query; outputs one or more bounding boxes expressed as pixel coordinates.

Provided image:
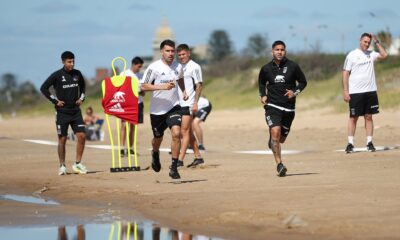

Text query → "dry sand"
[0,104,399,239]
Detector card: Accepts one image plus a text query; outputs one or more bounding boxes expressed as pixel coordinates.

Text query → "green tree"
[208,30,233,62]
[244,33,268,58]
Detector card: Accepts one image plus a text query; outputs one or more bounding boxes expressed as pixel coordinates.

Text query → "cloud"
[33,1,79,13]
[129,3,155,11]
[253,6,299,18]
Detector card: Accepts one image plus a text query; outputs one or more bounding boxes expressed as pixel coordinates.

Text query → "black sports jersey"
[258,57,307,110]
[40,68,86,113]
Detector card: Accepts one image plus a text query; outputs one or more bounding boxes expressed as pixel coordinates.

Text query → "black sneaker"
[177,160,184,167]
[129,149,135,155]
[187,158,204,168]
[345,143,354,153]
[151,150,161,172]
[367,142,376,152]
[120,149,126,157]
[277,163,287,177]
[169,161,181,179]
[198,144,206,151]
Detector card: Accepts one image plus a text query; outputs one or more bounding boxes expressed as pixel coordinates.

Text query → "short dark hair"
[177,44,190,52]
[61,51,75,61]
[360,32,372,40]
[272,40,286,49]
[131,56,144,65]
[160,39,175,50]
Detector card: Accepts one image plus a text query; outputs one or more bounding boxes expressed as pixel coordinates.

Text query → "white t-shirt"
[178,60,203,107]
[197,96,210,109]
[141,59,182,115]
[343,48,380,94]
[120,69,143,103]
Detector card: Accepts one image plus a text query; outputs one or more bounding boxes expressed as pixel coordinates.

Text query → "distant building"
[388,38,400,55]
[152,19,175,61]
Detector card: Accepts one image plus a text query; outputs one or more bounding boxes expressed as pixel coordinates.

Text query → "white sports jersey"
[178,60,203,107]
[120,69,143,103]
[141,59,182,115]
[343,48,380,94]
[197,96,210,109]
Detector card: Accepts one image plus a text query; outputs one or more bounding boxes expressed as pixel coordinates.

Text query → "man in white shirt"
[192,96,212,151]
[119,56,144,157]
[176,44,205,168]
[342,32,387,153]
[141,39,187,179]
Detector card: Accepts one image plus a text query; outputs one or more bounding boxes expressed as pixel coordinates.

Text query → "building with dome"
[152,19,175,61]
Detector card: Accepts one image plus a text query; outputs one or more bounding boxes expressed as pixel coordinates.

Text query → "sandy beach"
[0,104,399,239]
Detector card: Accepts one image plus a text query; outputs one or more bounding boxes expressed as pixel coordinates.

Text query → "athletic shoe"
[151,150,161,172]
[129,149,135,155]
[345,143,354,153]
[367,142,376,152]
[187,158,204,168]
[277,163,287,177]
[72,162,88,174]
[58,165,67,176]
[120,149,126,157]
[169,161,181,179]
[177,160,184,167]
[198,144,206,151]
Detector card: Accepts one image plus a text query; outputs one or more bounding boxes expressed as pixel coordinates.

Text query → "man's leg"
[128,123,135,154]
[169,125,181,179]
[75,132,86,163]
[364,114,373,139]
[120,121,127,156]
[58,135,67,166]
[178,115,191,162]
[187,116,204,167]
[192,118,203,146]
[270,126,282,165]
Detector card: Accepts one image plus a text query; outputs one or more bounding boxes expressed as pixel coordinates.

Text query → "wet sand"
[0,105,399,239]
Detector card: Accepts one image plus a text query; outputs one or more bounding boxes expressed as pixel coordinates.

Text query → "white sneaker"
[58,165,67,176]
[72,162,88,174]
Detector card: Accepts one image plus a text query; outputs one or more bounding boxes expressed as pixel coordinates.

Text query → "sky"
[1,0,399,88]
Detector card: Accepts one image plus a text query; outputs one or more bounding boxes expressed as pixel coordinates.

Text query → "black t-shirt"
[258,57,307,110]
[40,68,86,113]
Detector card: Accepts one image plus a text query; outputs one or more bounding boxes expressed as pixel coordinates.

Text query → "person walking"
[258,41,307,177]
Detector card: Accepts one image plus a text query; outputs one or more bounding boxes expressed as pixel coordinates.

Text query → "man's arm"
[342,70,351,102]
[40,73,63,106]
[140,82,175,92]
[285,64,307,99]
[192,83,203,113]
[76,71,86,106]
[258,67,268,104]
[372,33,388,60]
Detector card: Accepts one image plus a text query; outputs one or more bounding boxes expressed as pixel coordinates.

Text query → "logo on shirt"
[274,75,286,83]
[109,103,124,113]
[73,75,79,81]
[62,76,66,82]
[111,91,126,103]
[283,67,287,73]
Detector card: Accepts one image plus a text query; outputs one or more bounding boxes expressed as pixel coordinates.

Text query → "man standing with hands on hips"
[258,40,307,177]
[343,33,388,153]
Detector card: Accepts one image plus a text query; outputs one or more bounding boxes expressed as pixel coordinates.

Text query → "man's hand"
[284,89,295,99]
[192,102,198,113]
[343,90,351,102]
[139,91,146,97]
[75,99,83,106]
[163,82,175,90]
[260,96,268,105]
[183,90,189,101]
[57,100,65,107]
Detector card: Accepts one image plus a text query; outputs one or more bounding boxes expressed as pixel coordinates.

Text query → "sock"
[76,161,80,165]
[348,136,354,145]
[367,136,373,144]
[171,158,178,168]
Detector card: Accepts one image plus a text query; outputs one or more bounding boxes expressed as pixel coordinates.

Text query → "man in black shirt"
[258,41,307,177]
[40,51,88,175]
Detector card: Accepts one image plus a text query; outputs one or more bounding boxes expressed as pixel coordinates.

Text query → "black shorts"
[138,102,144,124]
[264,105,295,138]
[150,105,182,138]
[349,91,379,116]
[180,106,191,116]
[195,104,212,122]
[55,109,85,137]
